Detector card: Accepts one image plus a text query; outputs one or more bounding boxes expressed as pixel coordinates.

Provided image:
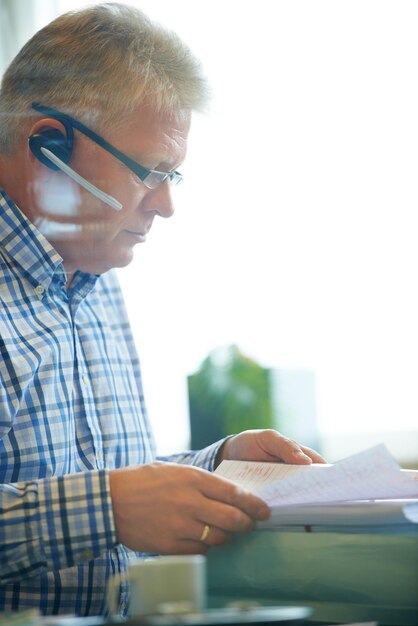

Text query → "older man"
[0,2,324,616]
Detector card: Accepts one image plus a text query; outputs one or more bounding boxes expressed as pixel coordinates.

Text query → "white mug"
[109,555,207,617]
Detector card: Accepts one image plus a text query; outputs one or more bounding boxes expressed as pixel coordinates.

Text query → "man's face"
[29,105,191,276]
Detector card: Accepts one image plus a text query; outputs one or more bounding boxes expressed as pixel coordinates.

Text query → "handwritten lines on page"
[260,444,418,506]
[215,444,418,506]
[215,459,329,493]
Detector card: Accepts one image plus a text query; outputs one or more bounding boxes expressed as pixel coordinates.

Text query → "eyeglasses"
[31,102,183,190]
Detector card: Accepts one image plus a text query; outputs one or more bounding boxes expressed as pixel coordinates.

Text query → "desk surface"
[207,529,418,626]
[0,607,313,626]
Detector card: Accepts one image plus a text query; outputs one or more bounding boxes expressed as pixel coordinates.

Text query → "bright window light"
[51,0,418,463]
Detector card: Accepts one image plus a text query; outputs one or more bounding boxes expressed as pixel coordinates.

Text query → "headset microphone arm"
[40,147,123,211]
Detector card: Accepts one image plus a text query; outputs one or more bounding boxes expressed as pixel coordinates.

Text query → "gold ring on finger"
[200,524,210,543]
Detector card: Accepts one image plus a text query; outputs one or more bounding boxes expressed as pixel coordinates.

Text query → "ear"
[28,117,69,138]
[28,117,74,170]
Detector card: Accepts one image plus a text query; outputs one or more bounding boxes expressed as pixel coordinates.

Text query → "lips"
[124,219,154,241]
[124,230,147,242]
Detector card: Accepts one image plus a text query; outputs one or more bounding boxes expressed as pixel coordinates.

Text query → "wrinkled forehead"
[111,105,192,167]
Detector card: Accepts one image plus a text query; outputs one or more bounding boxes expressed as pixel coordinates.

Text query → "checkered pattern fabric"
[0,188,221,615]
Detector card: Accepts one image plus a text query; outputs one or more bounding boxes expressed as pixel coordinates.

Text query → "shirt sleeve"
[158,436,235,472]
[0,470,117,584]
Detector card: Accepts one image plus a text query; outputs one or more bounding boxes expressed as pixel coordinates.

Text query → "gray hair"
[0,2,210,153]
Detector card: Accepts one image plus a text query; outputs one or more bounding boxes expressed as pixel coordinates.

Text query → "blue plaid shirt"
[0,188,221,616]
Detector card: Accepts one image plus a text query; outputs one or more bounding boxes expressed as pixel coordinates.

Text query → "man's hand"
[216,429,326,467]
[109,462,270,555]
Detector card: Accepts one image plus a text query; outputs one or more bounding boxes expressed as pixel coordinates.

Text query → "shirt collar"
[0,187,68,290]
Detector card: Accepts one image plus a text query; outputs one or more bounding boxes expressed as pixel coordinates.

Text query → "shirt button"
[97,451,103,464]
[34,285,45,298]
[82,374,89,385]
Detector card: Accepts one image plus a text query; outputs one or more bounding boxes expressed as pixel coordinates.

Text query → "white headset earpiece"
[40,147,123,211]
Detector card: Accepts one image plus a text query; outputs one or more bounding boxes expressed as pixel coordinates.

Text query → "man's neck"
[0,152,36,224]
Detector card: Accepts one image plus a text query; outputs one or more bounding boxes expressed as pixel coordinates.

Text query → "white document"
[215,444,418,530]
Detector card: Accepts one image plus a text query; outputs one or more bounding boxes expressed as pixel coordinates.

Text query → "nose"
[143,180,175,219]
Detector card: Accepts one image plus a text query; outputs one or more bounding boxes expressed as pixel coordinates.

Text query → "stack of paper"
[215,444,418,532]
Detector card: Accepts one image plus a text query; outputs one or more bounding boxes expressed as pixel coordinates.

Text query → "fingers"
[110,464,268,555]
[191,521,233,547]
[168,533,232,554]
[145,468,269,543]
[198,500,256,534]
[220,429,327,466]
[252,430,326,464]
[191,474,270,542]
[109,432,327,558]
[200,473,270,523]
[153,538,210,556]
[299,445,327,464]
[274,440,327,465]
[261,431,313,464]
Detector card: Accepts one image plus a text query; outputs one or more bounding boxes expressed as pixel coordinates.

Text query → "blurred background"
[1,0,417,466]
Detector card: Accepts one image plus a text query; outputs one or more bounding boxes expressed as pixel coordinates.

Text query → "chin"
[65,243,136,275]
[95,249,135,274]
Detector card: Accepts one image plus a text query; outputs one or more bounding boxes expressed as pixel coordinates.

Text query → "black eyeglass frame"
[31,102,183,190]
